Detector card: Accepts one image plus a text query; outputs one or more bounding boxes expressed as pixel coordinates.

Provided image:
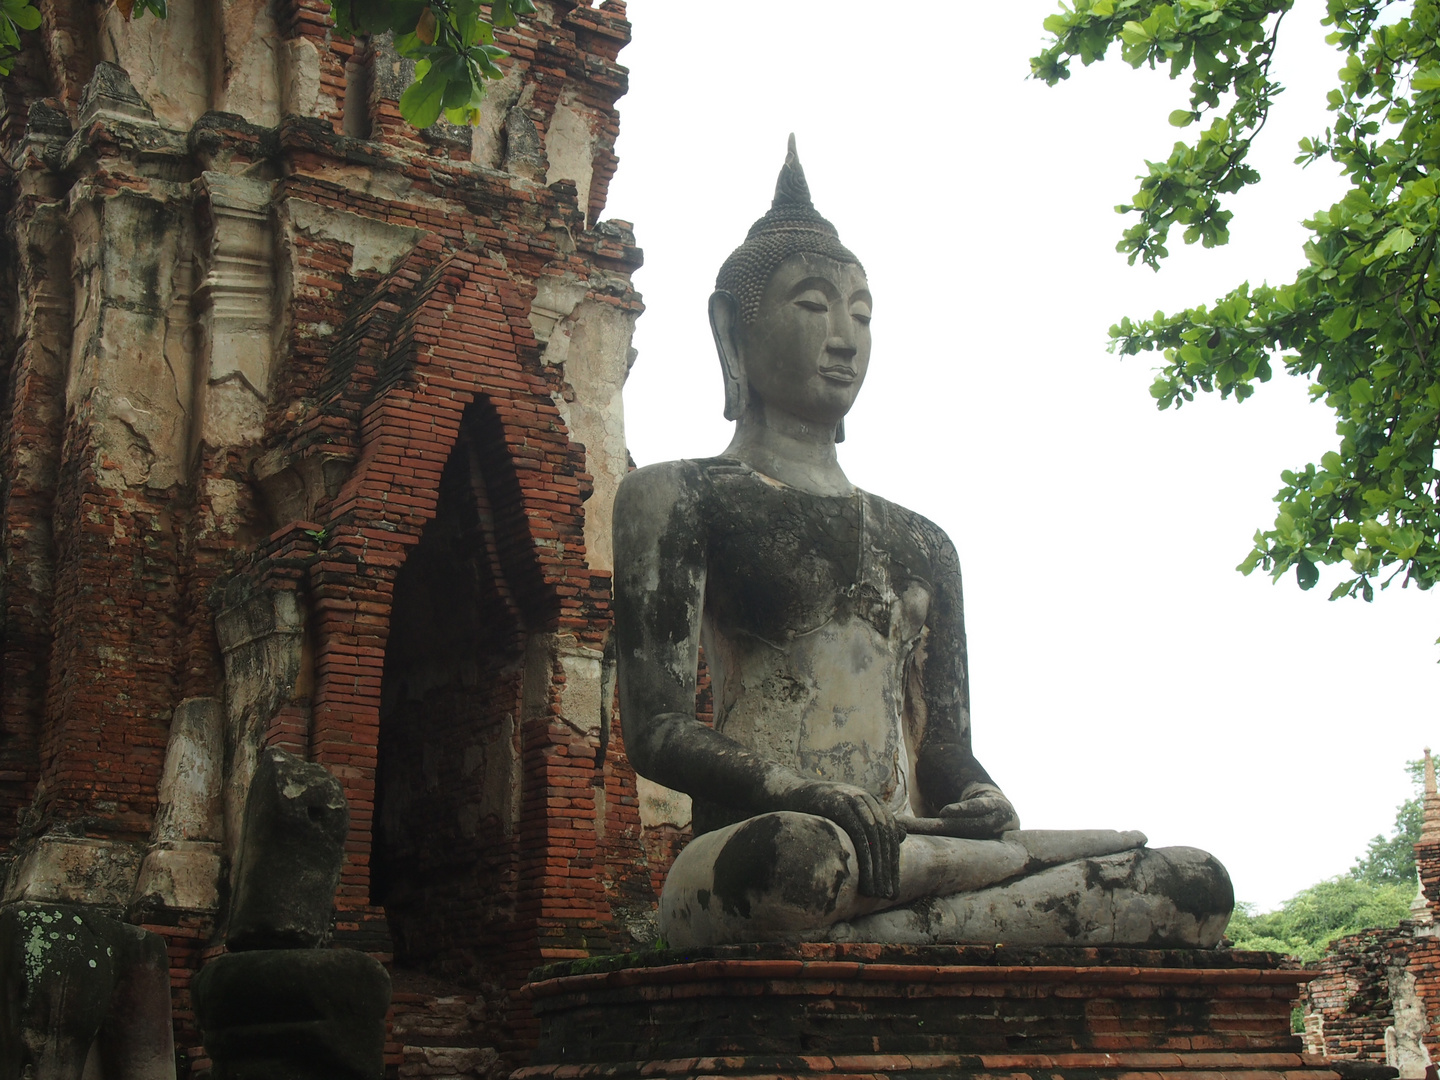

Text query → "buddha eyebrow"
[785,276,844,299]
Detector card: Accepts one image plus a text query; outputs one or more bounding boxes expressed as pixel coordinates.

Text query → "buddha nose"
[826,335,856,359]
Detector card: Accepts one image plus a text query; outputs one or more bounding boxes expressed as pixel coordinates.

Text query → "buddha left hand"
[936,782,1020,839]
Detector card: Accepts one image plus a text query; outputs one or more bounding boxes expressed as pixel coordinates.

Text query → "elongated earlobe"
[708,290,746,421]
[835,419,845,443]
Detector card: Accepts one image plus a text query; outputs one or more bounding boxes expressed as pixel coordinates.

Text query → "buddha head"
[710,136,871,439]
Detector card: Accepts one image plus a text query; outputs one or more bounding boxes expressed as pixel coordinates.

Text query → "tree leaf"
[399,62,450,128]
[1296,558,1319,590]
[6,0,39,28]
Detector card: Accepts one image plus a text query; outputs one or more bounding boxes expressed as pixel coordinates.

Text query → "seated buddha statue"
[612,137,1233,949]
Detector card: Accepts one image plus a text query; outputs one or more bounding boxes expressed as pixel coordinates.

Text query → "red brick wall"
[0,196,68,845]
[1302,912,1440,1067]
[1304,926,1400,1062]
[1417,839,1440,921]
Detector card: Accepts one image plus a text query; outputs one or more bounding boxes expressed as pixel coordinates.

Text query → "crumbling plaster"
[545,88,599,223]
[531,273,634,574]
[67,187,197,492]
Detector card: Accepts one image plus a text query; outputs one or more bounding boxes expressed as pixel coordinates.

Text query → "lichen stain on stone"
[20,906,63,984]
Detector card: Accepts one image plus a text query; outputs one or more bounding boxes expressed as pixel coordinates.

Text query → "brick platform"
[514,944,1375,1080]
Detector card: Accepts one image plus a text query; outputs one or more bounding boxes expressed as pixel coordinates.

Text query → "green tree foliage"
[1351,758,1424,886]
[1035,1,1440,607]
[1226,878,1414,960]
[0,0,534,126]
[1350,795,1422,886]
[0,0,40,75]
[1226,759,1423,959]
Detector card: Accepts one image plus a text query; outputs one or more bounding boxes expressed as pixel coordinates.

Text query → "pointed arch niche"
[374,396,547,985]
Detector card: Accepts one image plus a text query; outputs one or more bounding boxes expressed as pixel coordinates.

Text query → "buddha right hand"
[937,781,1020,838]
[777,780,903,900]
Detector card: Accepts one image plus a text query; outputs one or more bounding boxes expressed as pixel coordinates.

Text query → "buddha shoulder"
[860,494,961,580]
[614,459,717,517]
[615,457,766,517]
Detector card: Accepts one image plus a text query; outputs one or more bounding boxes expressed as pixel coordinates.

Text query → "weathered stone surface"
[544,91,597,214]
[4,836,143,908]
[214,0,282,125]
[227,748,348,951]
[76,62,156,128]
[0,902,174,1080]
[129,843,222,915]
[536,282,637,574]
[196,171,275,449]
[284,198,422,276]
[612,138,1233,948]
[149,698,224,845]
[193,948,390,1080]
[503,108,548,182]
[837,845,1233,947]
[99,8,210,129]
[215,588,306,866]
[130,697,225,915]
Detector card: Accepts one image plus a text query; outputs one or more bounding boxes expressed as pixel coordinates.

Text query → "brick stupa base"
[513,943,1382,1080]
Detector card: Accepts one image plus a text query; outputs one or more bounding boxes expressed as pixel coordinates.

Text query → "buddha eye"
[851,306,872,326]
[794,298,828,313]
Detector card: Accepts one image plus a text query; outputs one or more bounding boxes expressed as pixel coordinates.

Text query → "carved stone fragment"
[227,747,348,951]
[0,903,175,1080]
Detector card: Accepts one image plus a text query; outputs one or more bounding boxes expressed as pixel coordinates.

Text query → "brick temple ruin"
[12,2,1440,1079]
[0,1,691,1073]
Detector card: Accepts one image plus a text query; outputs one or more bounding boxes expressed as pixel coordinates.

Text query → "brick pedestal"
[514,944,1381,1080]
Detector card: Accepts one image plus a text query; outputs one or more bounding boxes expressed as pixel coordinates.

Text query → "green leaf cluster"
[117,0,168,20]
[0,0,40,77]
[1034,1,1293,268]
[333,0,534,127]
[1039,1,1440,617]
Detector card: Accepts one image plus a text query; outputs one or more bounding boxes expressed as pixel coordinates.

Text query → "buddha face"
[739,253,872,428]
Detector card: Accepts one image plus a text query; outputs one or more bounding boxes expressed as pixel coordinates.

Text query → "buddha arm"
[613,462,903,897]
[912,530,1013,829]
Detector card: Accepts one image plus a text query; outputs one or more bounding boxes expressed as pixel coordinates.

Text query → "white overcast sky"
[601,1,1440,913]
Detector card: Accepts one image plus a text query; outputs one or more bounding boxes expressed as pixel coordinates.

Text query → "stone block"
[227,748,348,951]
[130,842,222,915]
[193,948,390,1080]
[150,697,224,845]
[3,836,143,908]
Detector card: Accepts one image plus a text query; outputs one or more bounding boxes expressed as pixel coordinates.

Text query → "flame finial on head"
[717,134,863,324]
[773,132,813,209]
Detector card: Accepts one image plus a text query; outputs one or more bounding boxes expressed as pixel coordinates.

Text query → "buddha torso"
[688,458,945,833]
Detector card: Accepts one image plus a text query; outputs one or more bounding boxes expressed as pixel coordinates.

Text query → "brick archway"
[372,392,542,985]
[287,245,598,922]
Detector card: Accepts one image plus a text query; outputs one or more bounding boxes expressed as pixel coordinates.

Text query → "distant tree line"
[1227,760,1423,960]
